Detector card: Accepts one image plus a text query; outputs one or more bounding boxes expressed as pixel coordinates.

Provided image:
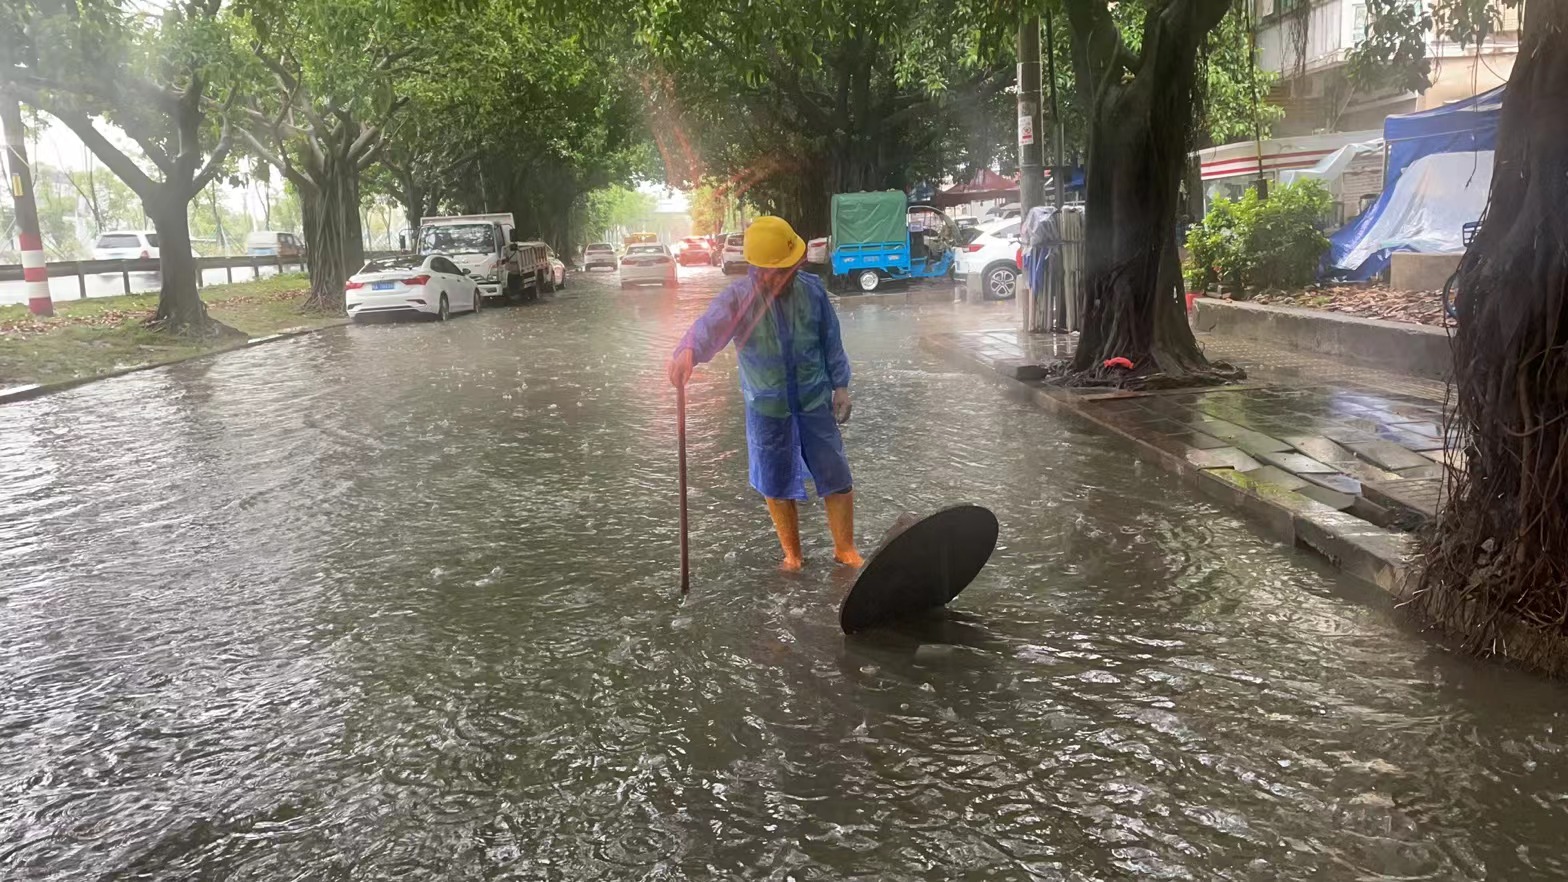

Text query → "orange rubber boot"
[824,491,863,567]
[766,498,804,571]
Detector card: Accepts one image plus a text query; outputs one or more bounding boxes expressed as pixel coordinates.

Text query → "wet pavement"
[3,268,1567,880]
[940,328,1455,529]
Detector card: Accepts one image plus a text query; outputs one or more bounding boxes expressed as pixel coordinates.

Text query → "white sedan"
[619,243,678,288]
[345,253,482,321]
[546,247,567,288]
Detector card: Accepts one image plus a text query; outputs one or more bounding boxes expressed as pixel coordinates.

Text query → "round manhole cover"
[839,504,998,633]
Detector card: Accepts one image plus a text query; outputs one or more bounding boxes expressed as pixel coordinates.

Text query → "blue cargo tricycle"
[828,191,958,292]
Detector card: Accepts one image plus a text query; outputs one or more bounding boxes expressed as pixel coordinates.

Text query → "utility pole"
[1044,10,1066,211]
[2,88,53,317]
[1017,13,1045,216]
[1245,1,1269,200]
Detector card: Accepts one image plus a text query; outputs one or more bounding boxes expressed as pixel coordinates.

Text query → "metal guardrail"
[0,251,408,299]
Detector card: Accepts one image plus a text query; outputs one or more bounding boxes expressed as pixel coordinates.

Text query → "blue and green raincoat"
[676,269,853,500]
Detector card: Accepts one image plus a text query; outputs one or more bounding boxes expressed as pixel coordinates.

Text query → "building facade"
[1254,0,1520,136]
[1193,0,1518,225]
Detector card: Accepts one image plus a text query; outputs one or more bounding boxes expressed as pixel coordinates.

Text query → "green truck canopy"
[831,191,909,246]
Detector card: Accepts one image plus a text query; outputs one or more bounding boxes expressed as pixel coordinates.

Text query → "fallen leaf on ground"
[1247,285,1455,328]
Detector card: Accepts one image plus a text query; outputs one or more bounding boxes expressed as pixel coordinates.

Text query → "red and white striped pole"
[2,87,53,317]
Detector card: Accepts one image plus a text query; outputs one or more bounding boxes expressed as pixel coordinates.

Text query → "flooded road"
[2,267,1565,880]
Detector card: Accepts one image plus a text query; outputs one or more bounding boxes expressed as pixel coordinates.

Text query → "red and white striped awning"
[1194,130,1382,182]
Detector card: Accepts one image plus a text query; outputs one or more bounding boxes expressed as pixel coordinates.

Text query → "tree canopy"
[3,0,249,333]
[625,0,1018,235]
[1349,0,1520,92]
[3,0,653,315]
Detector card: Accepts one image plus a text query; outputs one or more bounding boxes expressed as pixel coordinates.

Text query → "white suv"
[954,218,1020,301]
[92,230,161,260]
[719,233,746,274]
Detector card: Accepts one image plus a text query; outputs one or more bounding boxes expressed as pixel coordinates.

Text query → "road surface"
[2,267,1565,879]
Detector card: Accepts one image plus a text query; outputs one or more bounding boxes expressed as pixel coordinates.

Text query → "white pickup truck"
[414,213,551,302]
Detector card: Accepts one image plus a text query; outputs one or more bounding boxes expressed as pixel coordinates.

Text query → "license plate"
[373,281,395,290]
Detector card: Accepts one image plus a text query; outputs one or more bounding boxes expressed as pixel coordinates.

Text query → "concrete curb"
[1192,298,1454,381]
[0,320,347,407]
[920,333,1417,592]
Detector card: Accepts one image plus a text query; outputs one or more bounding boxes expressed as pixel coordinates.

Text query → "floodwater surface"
[2,269,1565,880]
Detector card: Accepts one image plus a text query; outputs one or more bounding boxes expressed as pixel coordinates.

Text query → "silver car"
[619,243,677,289]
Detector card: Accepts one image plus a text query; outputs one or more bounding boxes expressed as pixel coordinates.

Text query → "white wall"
[1255,0,1354,77]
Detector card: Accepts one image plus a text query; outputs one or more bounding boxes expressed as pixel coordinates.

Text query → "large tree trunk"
[1070,71,1213,378]
[1063,0,1236,386]
[778,155,834,239]
[397,171,432,234]
[146,193,208,334]
[829,137,884,198]
[1414,1,1568,660]
[300,150,364,312]
[1069,79,1213,379]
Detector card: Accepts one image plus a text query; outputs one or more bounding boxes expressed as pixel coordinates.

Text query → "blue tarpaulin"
[1326,86,1504,281]
[1047,168,1086,191]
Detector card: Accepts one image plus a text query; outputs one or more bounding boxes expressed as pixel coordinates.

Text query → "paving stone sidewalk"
[925,328,1460,592]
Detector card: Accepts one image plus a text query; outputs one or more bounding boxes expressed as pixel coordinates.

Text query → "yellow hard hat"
[743,216,806,269]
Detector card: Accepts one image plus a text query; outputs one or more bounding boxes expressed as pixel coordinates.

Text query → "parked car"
[675,236,713,267]
[345,253,482,321]
[620,243,677,288]
[954,217,1021,301]
[584,242,618,271]
[92,230,160,261]
[991,203,1023,221]
[719,233,746,274]
[545,246,567,288]
[244,230,305,259]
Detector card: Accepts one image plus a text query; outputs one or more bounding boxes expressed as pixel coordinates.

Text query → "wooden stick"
[677,383,691,595]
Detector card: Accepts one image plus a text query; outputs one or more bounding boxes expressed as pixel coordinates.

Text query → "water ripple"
[1,273,1566,879]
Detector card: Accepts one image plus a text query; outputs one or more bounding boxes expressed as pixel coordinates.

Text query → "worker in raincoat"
[667,216,862,571]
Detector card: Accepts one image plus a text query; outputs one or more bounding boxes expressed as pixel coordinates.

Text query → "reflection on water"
[1,271,1565,880]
